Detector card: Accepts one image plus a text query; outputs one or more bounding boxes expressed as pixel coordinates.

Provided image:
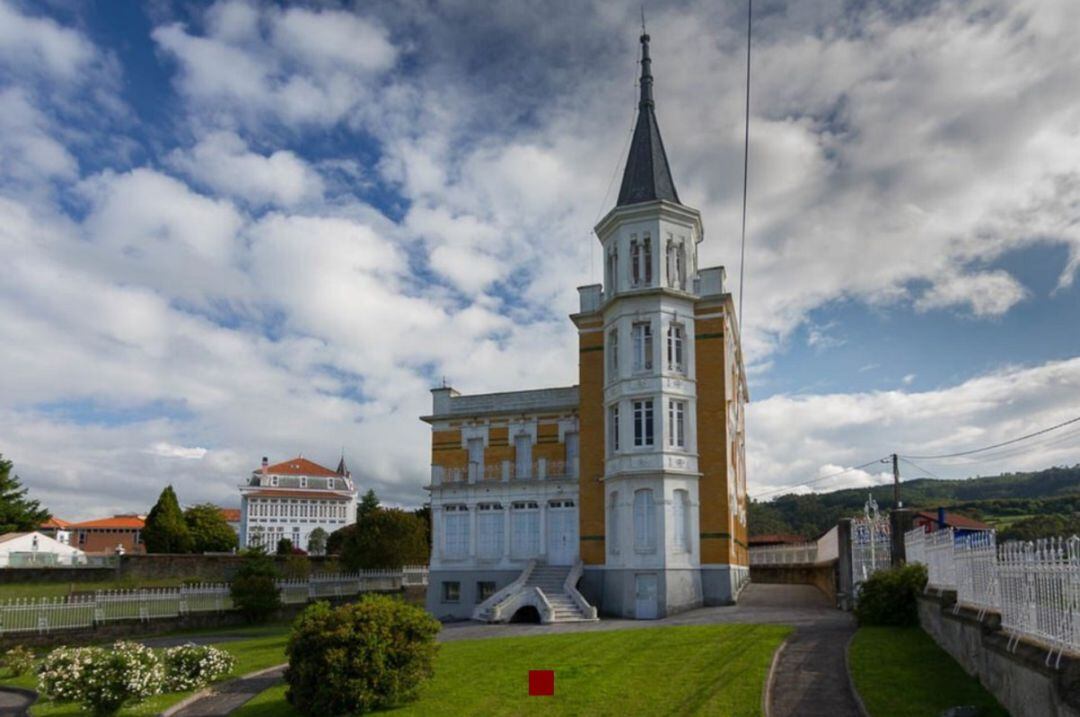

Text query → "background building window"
[476,581,496,603]
[633,489,656,553]
[632,322,653,372]
[633,399,655,447]
[668,400,686,448]
[442,581,460,603]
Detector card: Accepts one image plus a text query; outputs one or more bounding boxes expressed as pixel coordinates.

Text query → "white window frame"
[443,504,469,559]
[633,399,655,447]
[608,327,619,378]
[667,323,685,373]
[608,403,620,455]
[668,399,686,448]
[476,503,504,560]
[510,501,540,558]
[632,322,653,372]
[633,489,656,553]
[673,489,689,552]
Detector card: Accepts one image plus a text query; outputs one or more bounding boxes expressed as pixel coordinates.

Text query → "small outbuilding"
[0,531,87,567]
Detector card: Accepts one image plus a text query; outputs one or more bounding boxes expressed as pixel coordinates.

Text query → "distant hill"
[749,464,1080,541]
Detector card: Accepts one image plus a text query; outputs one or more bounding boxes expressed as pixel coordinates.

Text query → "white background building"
[0,531,86,567]
[239,456,358,551]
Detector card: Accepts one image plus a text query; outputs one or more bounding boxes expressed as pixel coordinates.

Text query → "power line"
[903,414,1080,461]
[737,0,752,330]
[750,456,890,500]
[898,457,941,481]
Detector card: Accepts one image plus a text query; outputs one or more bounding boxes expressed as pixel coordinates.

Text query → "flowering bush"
[1,645,35,677]
[163,643,236,691]
[39,641,165,715]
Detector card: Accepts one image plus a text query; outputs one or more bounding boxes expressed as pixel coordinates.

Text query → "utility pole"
[892,453,901,508]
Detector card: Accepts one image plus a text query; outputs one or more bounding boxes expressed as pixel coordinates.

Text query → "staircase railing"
[563,560,597,620]
[498,586,554,624]
[471,559,536,622]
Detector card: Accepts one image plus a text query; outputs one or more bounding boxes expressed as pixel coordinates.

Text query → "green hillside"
[749,464,1080,541]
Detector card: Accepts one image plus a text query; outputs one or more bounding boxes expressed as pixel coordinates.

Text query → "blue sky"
[1,0,1078,519]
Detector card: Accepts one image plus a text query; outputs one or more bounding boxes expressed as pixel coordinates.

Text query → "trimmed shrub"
[285,595,441,714]
[2,645,34,677]
[230,551,281,623]
[163,644,236,691]
[855,563,928,626]
[39,641,164,715]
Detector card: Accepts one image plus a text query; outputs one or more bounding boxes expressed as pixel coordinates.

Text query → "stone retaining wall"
[749,562,837,606]
[0,555,344,586]
[917,591,1080,717]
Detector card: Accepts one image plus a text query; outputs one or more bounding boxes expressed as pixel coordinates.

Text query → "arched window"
[630,238,641,285]
[673,490,690,552]
[608,492,619,555]
[633,489,656,553]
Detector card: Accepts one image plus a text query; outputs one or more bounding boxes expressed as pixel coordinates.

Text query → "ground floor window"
[441,581,460,603]
[476,503,504,560]
[510,501,540,558]
[476,581,496,603]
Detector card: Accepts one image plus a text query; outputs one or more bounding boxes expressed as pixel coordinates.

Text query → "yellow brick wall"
[431,429,466,471]
[576,320,605,564]
[695,310,736,565]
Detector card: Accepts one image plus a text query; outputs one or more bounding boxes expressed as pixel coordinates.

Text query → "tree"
[357,489,380,521]
[341,508,428,571]
[276,538,293,556]
[413,505,431,550]
[0,456,50,534]
[143,486,194,553]
[183,503,238,553]
[326,524,355,555]
[230,550,281,623]
[306,527,328,556]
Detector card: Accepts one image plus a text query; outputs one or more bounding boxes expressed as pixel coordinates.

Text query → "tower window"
[673,489,690,552]
[668,399,686,448]
[632,322,653,372]
[608,403,620,454]
[608,327,619,378]
[667,323,685,373]
[633,399,655,447]
[608,491,620,555]
[607,247,618,295]
[630,238,640,285]
[676,243,686,289]
[633,489,656,553]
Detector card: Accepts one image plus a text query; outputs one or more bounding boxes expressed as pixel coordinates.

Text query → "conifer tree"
[0,455,50,533]
[357,489,380,521]
[143,485,194,553]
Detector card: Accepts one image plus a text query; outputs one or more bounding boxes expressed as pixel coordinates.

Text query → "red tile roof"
[218,508,241,522]
[246,490,351,500]
[914,511,990,531]
[40,517,72,529]
[70,515,146,530]
[258,457,340,478]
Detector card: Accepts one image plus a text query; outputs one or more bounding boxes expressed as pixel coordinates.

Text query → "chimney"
[261,456,269,473]
[937,506,946,530]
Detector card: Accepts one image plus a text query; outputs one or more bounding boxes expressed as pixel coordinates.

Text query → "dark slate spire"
[616,32,680,207]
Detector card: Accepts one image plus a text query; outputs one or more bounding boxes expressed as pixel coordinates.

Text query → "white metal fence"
[851,513,891,588]
[749,543,818,566]
[906,527,1080,665]
[0,567,429,636]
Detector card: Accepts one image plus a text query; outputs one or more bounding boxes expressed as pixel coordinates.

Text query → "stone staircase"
[525,564,594,622]
[472,560,597,623]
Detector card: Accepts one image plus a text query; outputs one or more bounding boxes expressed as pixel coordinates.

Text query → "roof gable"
[260,457,340,478]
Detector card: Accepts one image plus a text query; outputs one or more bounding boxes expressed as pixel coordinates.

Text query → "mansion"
[424,32,749,622]
[238,456,358,551]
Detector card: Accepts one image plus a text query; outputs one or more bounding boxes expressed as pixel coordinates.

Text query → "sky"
[1,0,1079,521]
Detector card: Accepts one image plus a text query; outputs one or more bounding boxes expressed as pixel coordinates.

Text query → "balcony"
[431,459,578,486]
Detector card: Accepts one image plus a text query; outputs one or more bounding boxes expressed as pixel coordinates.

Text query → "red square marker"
[529,669,555,696]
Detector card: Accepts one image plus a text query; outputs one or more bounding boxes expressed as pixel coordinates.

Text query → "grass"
[234,623,791,717]
[0,578,185,600]
[0,624,291,716]
[849,627,1008,717]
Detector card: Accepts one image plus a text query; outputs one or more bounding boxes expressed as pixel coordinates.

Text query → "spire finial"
[638,24,653,109]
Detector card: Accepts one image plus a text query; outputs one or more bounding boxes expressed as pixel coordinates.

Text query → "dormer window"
[300,476,307,488]
[270,475,278,487]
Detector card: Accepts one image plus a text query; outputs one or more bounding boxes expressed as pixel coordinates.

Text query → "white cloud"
[148,442,207,460]
[915,271,1028,317]
[0,87,77,183]
[169,131,323,207]
[0,0,96,79]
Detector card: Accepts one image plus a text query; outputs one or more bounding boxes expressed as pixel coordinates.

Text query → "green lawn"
[235,624,791,717]
[0,625,290,716]
[849,627,1008,717]
[0,578,185,600]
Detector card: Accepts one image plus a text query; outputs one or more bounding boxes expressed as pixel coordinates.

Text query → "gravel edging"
[843,631,871,717]
[761,635,789,717]
[159,663,287,717]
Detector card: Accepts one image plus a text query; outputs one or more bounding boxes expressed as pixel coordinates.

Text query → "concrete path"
[164,583,858,716]
[169,666,285,717]
[0,687,36,717]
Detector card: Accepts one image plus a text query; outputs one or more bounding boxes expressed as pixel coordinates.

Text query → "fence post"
[890,508,915,566]
[837,518,854,611]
